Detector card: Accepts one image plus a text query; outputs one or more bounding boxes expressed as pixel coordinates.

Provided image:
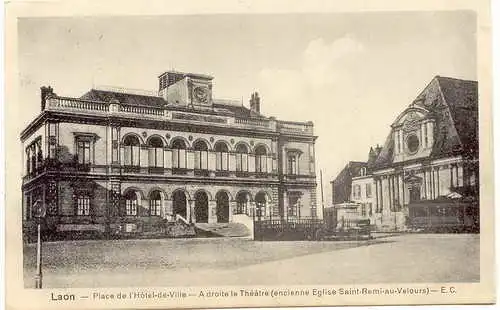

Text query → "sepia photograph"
[4,0,495,309]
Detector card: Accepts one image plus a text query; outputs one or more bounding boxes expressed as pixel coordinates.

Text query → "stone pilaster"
[208,200,217,223]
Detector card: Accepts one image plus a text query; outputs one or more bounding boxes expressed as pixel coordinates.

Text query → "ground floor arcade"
[22,176,317,239]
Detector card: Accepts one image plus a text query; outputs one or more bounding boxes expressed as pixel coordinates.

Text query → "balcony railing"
[47,97,109,112]
[215,170,231,177]
[148,167,165,174]
[194,169,210,177]
[278,121,314,135]
[234,117,270,128]
[172,168,189,175]
[119,105,163,116]
[43,96,314,136]
[123,166,141,173]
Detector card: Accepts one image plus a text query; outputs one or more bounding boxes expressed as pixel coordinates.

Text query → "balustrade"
[42,96,314,140]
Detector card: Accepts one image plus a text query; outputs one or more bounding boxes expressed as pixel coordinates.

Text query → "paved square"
[23,234,479,288]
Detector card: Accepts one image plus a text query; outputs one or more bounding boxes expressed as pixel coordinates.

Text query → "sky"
[17,11,477,205]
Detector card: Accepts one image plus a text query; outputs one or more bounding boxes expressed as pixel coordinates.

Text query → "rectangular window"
[361,204,366,216]
[77,196,91,216]
[77,140,91,164]
[256,155,267,173]
[216,152,229,171]
[288,195,299,217]
[236,201,247,214]
[126,200,138,216]
[194,150,208,170]
[288,155,297,175]
[149,148,164,167]
[236,154,248,172]
[150,200,161,216]
[48,123,58,159]
[366,184,372,198]
[172,149,186,169]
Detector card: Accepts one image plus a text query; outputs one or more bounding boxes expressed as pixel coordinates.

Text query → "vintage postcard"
[4,0,495,309]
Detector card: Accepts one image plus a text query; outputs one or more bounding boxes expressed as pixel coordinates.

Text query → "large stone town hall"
[21,71,317,239]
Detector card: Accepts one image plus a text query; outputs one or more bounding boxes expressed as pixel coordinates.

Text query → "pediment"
[392,107,429,128]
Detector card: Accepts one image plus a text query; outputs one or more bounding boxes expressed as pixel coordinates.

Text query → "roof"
[332,161,367,183]
[372,76,478,169]
[80,89,267,119]
[436,76,478,156]
[81,89,166,107]
[213,102,266,119]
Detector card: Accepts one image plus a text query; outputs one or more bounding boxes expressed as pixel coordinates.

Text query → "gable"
[372,76,478,170]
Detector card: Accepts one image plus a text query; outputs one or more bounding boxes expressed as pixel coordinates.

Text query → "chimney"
[40,86,54,111]
[249,92,260,114]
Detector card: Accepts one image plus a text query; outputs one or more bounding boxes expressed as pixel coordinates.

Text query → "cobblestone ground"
[23,234,479,288]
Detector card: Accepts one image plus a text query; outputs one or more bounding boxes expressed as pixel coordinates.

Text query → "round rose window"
[406,134,420,154]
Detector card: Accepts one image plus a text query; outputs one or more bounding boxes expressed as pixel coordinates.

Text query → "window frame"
[76,194,91,216]
[74,133,97,166]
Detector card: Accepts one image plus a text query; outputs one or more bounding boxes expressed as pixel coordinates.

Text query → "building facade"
[330,161,367,205]
[333,76,479,231]
[21,70,318,239]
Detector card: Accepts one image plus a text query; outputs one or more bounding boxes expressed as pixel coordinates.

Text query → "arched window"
[235,144,249,172]
[215,142,229,171]
[148,137,164,171]
[171,139,187,170]
[255,145,267,173]
[124,191,138,216]
[123,135,140,167]
[193,140,209,170]
[149,190,162,216]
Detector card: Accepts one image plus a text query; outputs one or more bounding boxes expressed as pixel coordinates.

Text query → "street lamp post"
[33,199,46,289]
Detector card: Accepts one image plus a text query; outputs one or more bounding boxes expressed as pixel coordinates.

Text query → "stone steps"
[194,222,251,237]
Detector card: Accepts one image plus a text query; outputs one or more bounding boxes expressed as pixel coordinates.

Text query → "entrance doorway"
[409,185,421,203]
[255,192,267,219]
[216,191,230,223]
[194,191,209,223]
[172,190,187,219]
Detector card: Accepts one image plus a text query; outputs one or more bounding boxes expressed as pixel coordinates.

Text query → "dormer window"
[360,167,367,176]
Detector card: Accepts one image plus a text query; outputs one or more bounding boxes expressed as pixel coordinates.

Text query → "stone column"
[208,200,217,224]
[249,200,256,219]
[283,190,288,219]
[457,164,464,187]
[208,151,216,171]
[374,178,379,213]
[186,150,194,170]
[266,156,273,174]
[435,167,441,197]
[229,200,237,222]
[248,154,256,172]
[163,199,173,220]
[140,145,149,168]
[187,200,193,223]
[229,153,236,171]
[164,148,172,169]
[398,174,404,208]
